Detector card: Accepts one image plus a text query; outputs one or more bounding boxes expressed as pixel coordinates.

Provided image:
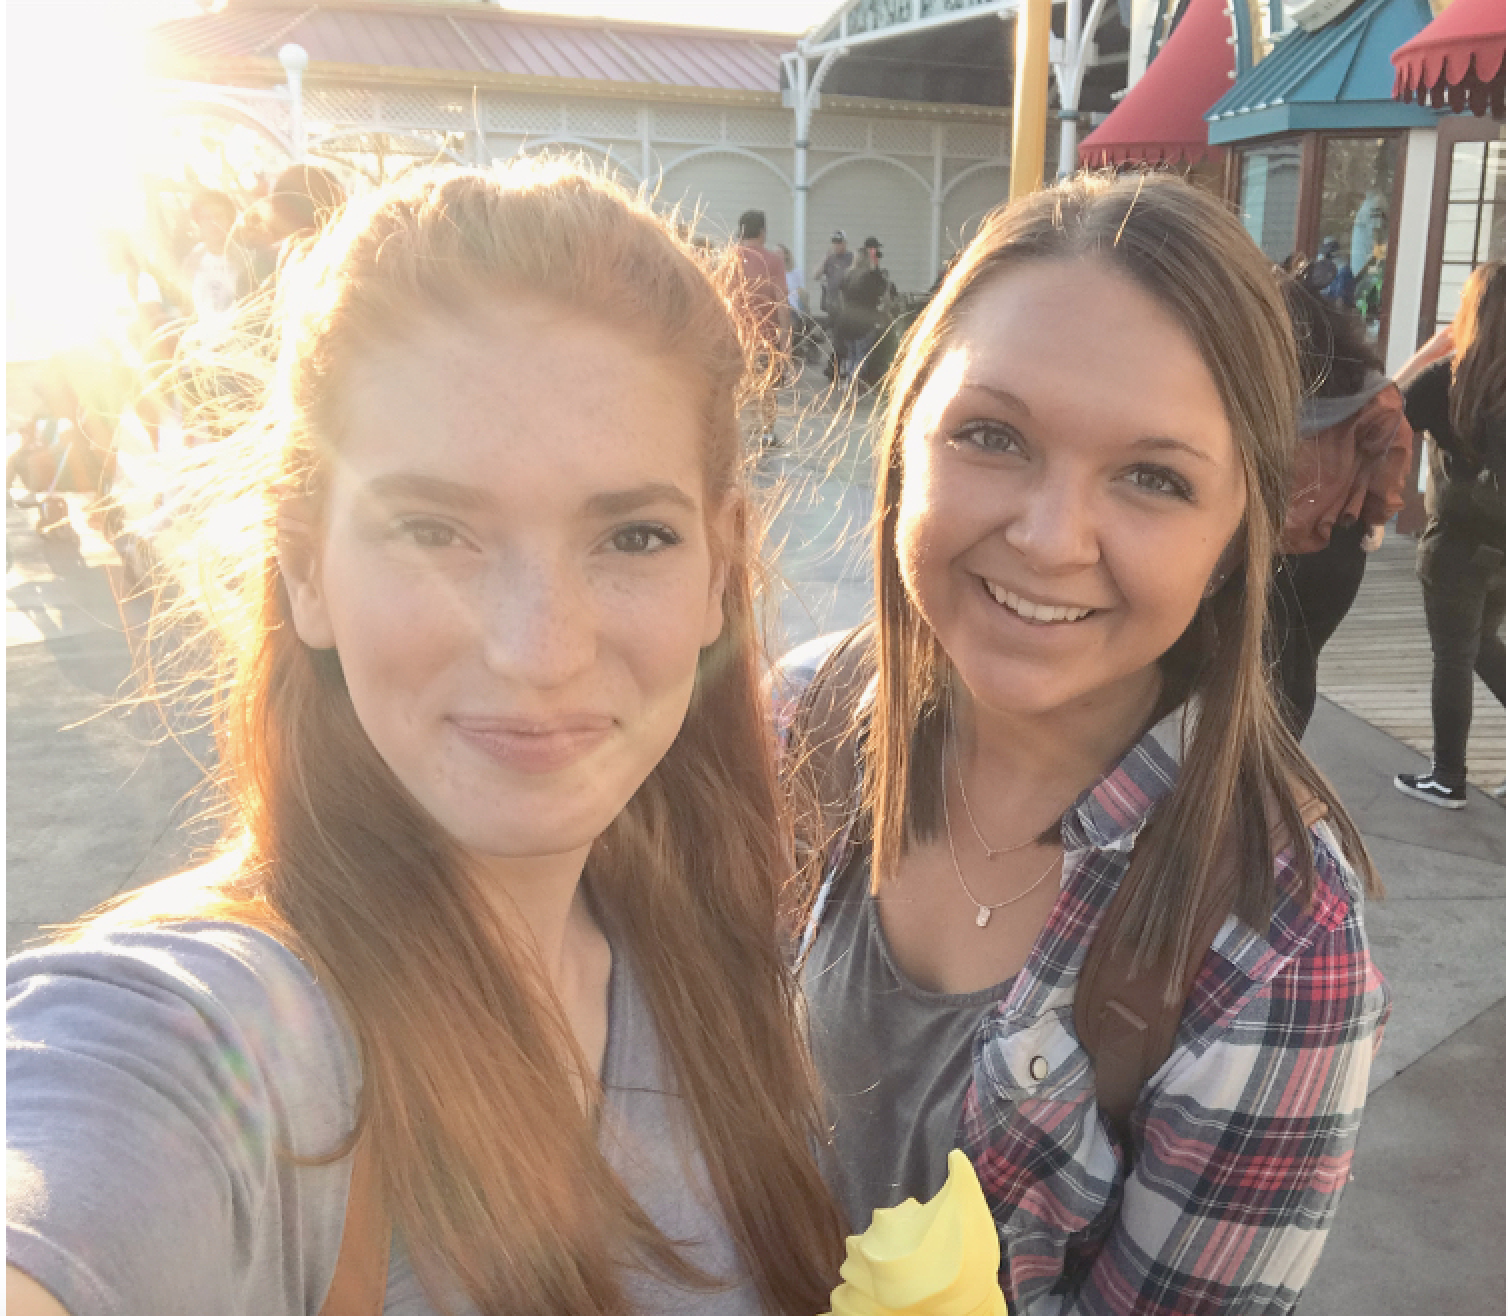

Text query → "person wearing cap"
[817,231,853,316]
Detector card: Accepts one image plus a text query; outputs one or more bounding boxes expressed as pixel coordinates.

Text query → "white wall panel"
[941,165,1010,256]
[808,158,933,294]
[657,151,793,248]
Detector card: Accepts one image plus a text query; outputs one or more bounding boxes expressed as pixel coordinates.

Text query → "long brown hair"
[862,172,1378,988]
[1449,259,1505,449]
[98,164,844,1312]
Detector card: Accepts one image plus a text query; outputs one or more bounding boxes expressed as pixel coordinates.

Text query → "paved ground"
[1318,534,1505,792]
[7,381,1504,1311]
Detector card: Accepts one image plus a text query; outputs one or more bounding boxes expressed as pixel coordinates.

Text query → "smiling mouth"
[981,579,1100,624]
[451,716,614,774]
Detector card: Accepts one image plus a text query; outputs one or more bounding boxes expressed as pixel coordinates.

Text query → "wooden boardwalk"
[1316,533,1505,791]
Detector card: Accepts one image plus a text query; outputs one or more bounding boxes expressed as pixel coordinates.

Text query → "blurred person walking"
[1394,261,1506,808]
[181,190,245,348]
[733,209,789,445]
[1272,274,1414,738]
[816,230,853,315]
[833,237,895,389]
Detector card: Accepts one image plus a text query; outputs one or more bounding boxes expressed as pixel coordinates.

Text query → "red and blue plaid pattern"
[776,634,1391,1315]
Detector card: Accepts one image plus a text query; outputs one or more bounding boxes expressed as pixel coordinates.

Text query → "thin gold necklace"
[947,684,1037,861]
[941,716,1062,928]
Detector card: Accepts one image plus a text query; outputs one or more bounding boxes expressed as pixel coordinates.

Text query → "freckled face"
[895,259,1247,721]
[281,300,729,863]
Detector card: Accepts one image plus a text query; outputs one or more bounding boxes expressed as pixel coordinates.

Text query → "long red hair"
[103,163,845,1312]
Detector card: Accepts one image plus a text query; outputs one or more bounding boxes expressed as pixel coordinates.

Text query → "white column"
[640,105,654,185]
[790,47,847,281]
[1052,0,1112,177]
[792,55,811,285]
[1127,0,1156,85]
[931,123,944,277]
[1057,0,1082,177]
[278,44,309,163]
[1387,127,1441,373]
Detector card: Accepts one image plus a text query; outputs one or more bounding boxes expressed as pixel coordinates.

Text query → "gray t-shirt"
[801,854,1015,1233]
[7,920,759,1315]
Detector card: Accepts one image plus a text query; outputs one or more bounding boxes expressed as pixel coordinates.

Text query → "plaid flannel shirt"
[774,634,1391,1316]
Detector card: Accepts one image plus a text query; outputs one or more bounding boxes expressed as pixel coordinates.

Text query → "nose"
[1000,467,1100,573]
[476,551,597,690]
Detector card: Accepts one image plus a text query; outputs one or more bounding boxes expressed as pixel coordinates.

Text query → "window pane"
[1437,262,1471,324]
[1315,135,1397,344]
[1485,200,1505,263]
[1485,139,1505,204]
[1448,140,1487,200]
[1485,141,1506,261]
[1444,202,1481,261]
[1237,144,1303,262]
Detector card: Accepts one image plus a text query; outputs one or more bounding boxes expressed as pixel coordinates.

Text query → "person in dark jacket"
[1272,275,1414,737]
[833,237,894,388]
[1394,260,1505,808]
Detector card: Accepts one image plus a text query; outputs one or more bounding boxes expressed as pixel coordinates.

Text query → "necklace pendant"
[975,905,992,928]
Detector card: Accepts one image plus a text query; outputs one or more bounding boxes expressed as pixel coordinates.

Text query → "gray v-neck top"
[801,853,1015,1233]
[7,920,759,1315]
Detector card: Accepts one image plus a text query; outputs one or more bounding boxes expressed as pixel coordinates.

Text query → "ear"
[701,492,741,649]
[276,499,336,649]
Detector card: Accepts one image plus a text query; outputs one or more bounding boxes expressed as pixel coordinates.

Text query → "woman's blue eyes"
[953,420,1022,455]
[950,421,1196,502]
[1125,466,1195,501]
[392,518,681,554]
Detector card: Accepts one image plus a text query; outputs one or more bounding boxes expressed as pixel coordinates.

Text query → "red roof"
[149,2,793,94]
[1078,0,1233,167]
[1392,0,1504,116]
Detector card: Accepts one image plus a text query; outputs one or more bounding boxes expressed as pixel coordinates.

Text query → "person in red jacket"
[1272,273,1414,737]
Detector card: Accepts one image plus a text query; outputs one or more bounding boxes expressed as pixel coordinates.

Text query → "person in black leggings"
[1272,275,1414,738]
[1394,261,1505,808]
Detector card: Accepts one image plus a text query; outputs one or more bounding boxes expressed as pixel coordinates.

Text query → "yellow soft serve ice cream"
[824,1149,1008,1316]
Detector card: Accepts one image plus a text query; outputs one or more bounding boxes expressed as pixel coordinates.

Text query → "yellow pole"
[1010,0,1052,201]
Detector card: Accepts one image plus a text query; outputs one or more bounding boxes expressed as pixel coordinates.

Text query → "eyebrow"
[1129,436,1217,465]
[362,473,698,517]
[585,482,698,518]
[364,473,493,511]
[959,382,1033,416]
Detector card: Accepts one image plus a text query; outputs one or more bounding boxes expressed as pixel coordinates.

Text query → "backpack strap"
[1074,790,1328,1149]
[318,1133,391,1316]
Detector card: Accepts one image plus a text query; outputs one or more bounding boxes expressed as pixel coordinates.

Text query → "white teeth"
[985,582,1094,624]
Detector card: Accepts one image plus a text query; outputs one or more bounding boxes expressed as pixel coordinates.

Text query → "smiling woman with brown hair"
[7,162,845,1316]
[779,172,1390,1314]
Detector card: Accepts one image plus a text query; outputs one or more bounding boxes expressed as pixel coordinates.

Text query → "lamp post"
[278,43,308,163]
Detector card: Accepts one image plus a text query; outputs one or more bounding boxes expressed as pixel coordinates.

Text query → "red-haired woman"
[780,173,1390,1314]
[8,164,844,1315]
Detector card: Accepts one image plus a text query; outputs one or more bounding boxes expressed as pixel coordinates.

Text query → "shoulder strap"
[1074,790,1327,1148]
[319,1134,391,1316]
